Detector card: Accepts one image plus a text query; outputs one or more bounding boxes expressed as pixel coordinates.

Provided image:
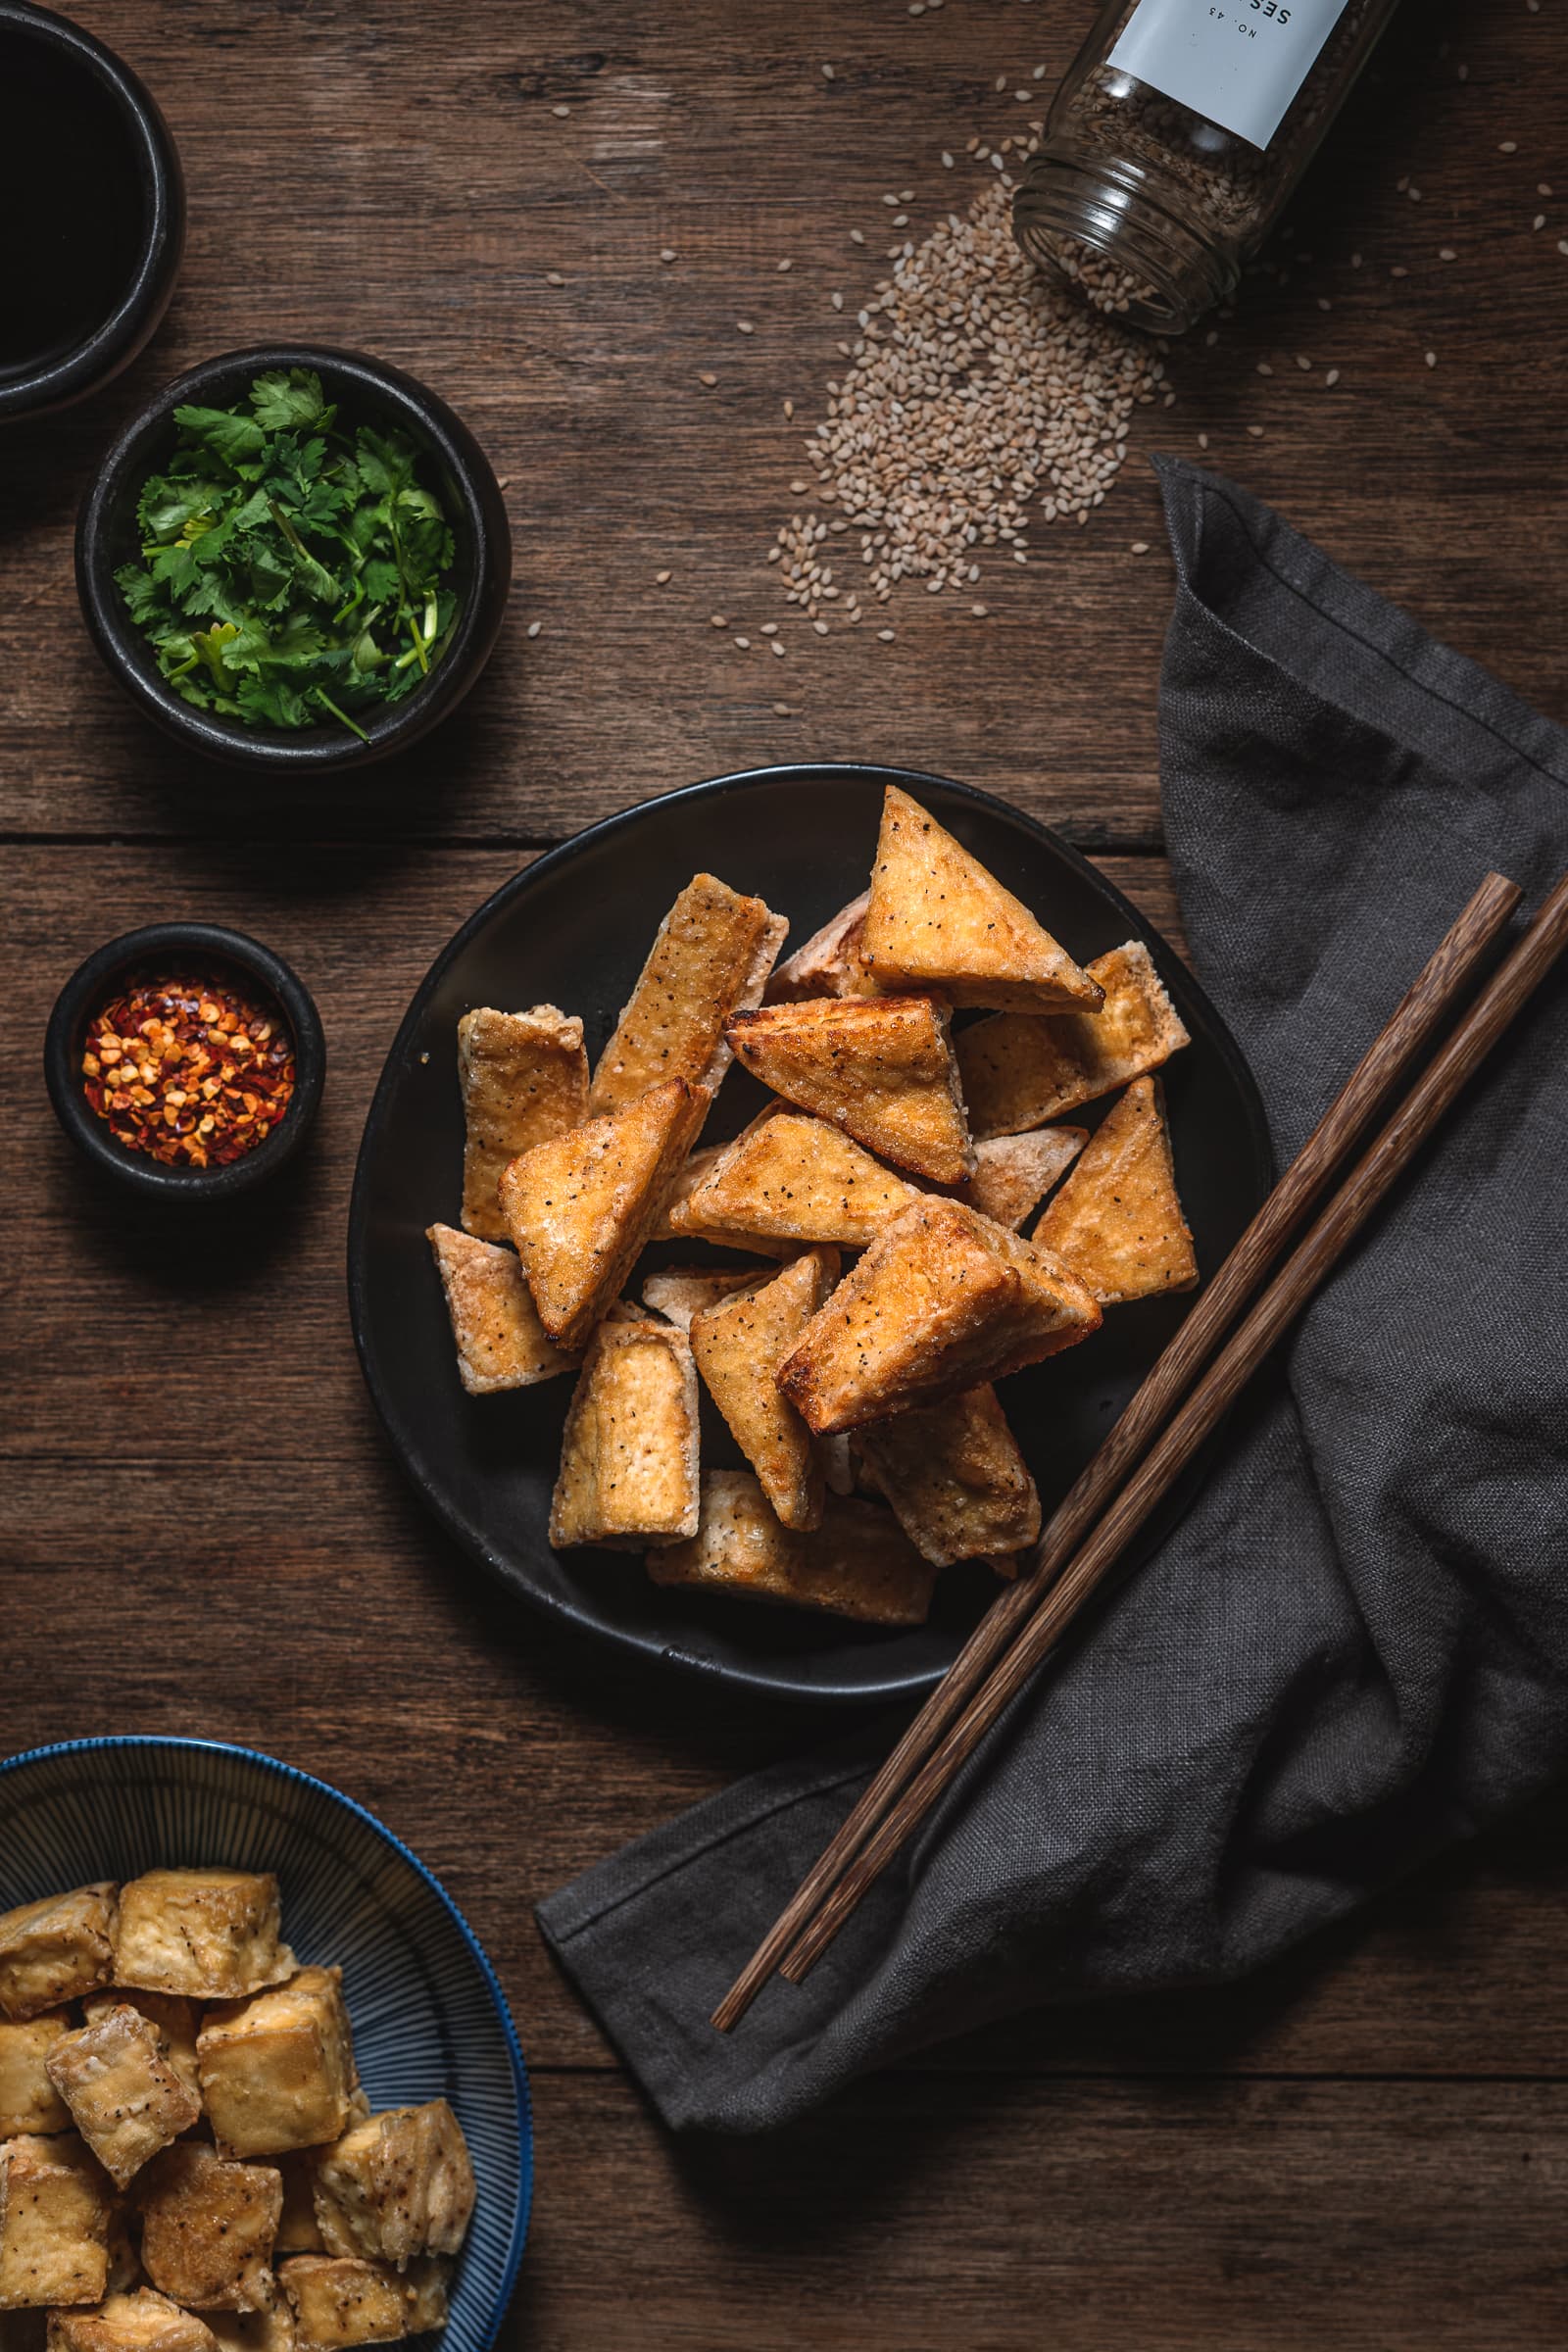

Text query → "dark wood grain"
[5,0,1568,2335]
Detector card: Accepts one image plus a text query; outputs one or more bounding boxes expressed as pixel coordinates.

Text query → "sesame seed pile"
[772,171,1165,624]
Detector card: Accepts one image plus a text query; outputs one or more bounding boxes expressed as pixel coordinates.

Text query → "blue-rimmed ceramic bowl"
[0,1738,531,2348]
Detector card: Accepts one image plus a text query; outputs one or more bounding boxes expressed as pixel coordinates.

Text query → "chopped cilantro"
[115,368,461,734]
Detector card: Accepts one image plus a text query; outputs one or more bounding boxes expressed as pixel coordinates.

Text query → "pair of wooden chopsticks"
[712,864,1568,2034]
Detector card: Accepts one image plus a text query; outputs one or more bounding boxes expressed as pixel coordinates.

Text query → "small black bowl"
[44,923,326,1204]
[75,344,513,775]
[0,2,184,422]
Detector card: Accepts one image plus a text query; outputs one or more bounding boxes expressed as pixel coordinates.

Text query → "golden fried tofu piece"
[777,1199,1102,1434]
[589,873,788,1116]
[550,1315,700,1549]
[47,2293,218,2352]
[114,1875,293,2005]
[766,891,877,1003]
[425,1224,574,1396]
[45,2007,200,2190]
[640,1265,775,1330]
[274,2159,324,2257]
[1033,1076,1198,1304]
[0,1888,118,2022]
[278,2258,445,2352]
[725,995,972,1185]
[646,1146,791,1257]
[0,2014,74,2137]
[202,2286,297,2352]
[861,786,1103,1013]
[853,1385,1041,1568]
[197,1969,358,2163]
[690,1250,840,1532]
[312,2105,474,2271]
[81,1995,201,2110]
[956,1127,1087,1231]
[649,1474,938,1627]
[499,1076,711,1351]
[0,2135,113,2310]
[666,1108,911,1252]
[956,940,1192,1137]
[456,1004,588,1242]
[135,2144,281,2314]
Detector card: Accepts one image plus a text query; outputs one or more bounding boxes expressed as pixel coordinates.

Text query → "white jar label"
[1108,0,1353,150]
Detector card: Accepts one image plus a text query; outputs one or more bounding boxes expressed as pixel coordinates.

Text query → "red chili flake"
[81,970,296,1169]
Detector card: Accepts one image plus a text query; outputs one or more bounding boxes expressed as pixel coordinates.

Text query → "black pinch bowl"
[0,2,184,422]
[74,344,512,775]
[44,922,325,1204]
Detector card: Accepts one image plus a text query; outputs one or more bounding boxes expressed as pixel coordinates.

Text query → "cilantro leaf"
[172,404,268,474]
[250,368,331,432]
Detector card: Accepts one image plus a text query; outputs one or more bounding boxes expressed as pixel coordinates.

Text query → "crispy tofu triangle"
[1033,1076,1198,1305]
[861,786,1103,1013]
[766,892,877,1003]
[499,1077,710,1350]
[641,1265,776,1330]
[549,1314,701,1549]
[668,1108,915,1248]
[426,1226,576,1394]
[854,1385,1040,1568]
[956,939,1192,1137]
[778,1198,1102,1434]
[588,873,787,1116]
[725,995,973,1185]
[690,1249,840,1532]
[956,1127,1088,1231]
[457,1006,587,1241]
[648,1473,937,1627]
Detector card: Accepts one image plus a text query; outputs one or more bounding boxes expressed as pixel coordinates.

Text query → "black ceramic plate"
[349,765,1272,1705]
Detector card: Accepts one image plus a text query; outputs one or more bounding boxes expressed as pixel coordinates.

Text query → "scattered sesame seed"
[700,371,717,386]
[1296,354,1312,370]
[821,62,835,77]
[971,602,988,615]
[1130,541,1150,555]
[1440,246,1457,260]
[877,628,895,642]
[710,614,726,627]
[831,291,845,310]
[546,270,564,286]
[1350,252,1364,268]
[1499,140,1518,154]
[777,258,794,272]
[1198,431,1209,449]
[1425,350,1438,368]
[1325,368,1342,387]
[812,619,830,635]
[655,569,671,584]
[773,703,791,716]
[737,319,755,334]
[1247,423,1265,437]
[771,640,786,656]
[1558,239,1568,257]
[784,399,795,419]
[1539,183,1553,197]
[660,248,676,264]
[551,104,569,118]
[526,620,542,638]
[851,228,866,244]
[1255,361,1274,376]
[941,152,955,169]
[1534,215,1547,231]
[1390,265,1408,278]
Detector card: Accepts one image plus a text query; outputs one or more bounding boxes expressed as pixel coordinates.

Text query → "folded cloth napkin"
[536,458,1568,2133]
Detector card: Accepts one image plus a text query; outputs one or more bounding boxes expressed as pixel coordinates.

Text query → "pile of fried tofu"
[0,1873,474,2352]
[428,785,1196,1629]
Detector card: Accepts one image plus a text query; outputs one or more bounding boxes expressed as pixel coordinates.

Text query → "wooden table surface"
[5,0,1566,2342]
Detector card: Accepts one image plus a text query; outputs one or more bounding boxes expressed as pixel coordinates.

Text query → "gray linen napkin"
[536,458,1568,2133]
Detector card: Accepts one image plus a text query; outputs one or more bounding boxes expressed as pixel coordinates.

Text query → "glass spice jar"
[1013,0,1402,333]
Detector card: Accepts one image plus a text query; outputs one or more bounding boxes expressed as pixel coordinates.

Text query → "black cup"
[44,923,326,1203]
[0,2,184,421]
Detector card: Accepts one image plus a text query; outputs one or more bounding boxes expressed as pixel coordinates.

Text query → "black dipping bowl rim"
[44,922,326,1203]
[0,1,184,420]
[74,343,513,774]
[348,761,1276,1706]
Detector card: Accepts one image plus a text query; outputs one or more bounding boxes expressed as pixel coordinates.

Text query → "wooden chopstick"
[710,868,1522,2033]
[775,868,1568,1986]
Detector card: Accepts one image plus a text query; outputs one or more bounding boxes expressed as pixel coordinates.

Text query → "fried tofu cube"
[0,2015,74,2137]
[204,2281,297,2352]
[777,1199,1102,1434]
[649,1474,938,1627]
[0,1888,118,2022]
[278,2259,446,2352]
[456,1004,588,1242]
[690,1250,840,1532]
[114,1877,293,2006]
[312,2105,474,2271]
[46,2292,219,2352]
[861,787,1103,1013]
[425,1225,577,1395]
[725,995,973,1185]
[1033,1076,1198,1304]
[80,1995,201,2110]
[0,2134,114,2309]
[667,1110,915,1250]
[765,891,878,1003]
[135,2143,281,2313]
[500,1076,711,1351]
[549,1314,700,1549]
[589,873,788,1116]
[956,1127,1087,1231]
[197,1970,358,2163]
[956,939,1191,1137]
[853,1385,1041,1568]
[44,2007,200,2190]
